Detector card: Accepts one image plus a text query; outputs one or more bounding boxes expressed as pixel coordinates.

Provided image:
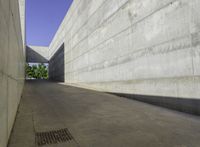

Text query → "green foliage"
[26,63,48,79]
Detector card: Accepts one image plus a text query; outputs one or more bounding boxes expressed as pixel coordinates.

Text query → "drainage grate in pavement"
[35,128,74,146]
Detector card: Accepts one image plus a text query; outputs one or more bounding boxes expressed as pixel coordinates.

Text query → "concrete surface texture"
[47,0,200,99]
[49,44,65,82]
[26,46,49,63]
[8,81,200,147]
[18,0,25,46]
[0,0,25,147]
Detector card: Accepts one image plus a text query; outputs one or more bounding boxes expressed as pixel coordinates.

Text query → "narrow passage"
[8,80,200,147]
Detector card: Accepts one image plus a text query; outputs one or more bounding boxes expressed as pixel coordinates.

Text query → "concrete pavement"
[8,80,200,147]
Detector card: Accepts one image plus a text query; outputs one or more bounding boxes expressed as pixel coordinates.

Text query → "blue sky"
[26,0,73,46]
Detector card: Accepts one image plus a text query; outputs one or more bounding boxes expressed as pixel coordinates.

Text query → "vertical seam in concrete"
[62,0,129,59]
[175,78,179,98]
[189,2,196,93]
[66,0,110,47]
[63,0,178,66]
[190,10,195,77]
[9,1,24,82]
[50,0,111,58]
[191,47,195,76]
[10,8,23,61]
[6,0,11,143]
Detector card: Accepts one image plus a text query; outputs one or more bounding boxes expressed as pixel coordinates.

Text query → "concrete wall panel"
[26,46,49,63]
[49,44,65,82]
[49,0,200,101]
[0,0,25,146]
[0,74,8,147]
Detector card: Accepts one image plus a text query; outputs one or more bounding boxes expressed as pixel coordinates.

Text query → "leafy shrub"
[26,63,48,79]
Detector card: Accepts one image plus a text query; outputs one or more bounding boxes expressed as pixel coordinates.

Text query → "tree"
[25,64,33,78]
[26,63,48,79]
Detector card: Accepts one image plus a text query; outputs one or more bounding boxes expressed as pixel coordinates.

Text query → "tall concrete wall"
[0,0,25,146]
[49,0,200,99]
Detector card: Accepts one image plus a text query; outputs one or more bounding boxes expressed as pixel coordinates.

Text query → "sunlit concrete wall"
[0,0,25,146]
[49,0,200,99]
[19,0,25,47]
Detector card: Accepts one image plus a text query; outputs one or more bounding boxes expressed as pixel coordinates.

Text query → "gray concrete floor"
[8,80,200,147]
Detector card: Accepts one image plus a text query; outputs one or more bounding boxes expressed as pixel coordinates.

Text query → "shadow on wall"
[49,44,65,82]
[26,46,49,63]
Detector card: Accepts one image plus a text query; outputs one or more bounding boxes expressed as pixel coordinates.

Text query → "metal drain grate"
[36,128,74,146]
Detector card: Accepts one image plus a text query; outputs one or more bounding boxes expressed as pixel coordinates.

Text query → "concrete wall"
[26,46,49,63]
[49,0,200,99]
[49,44,64,82]
[19,0,25,46]
[0,0,25,146]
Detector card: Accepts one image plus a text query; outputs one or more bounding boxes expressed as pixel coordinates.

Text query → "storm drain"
[36,128,74,146]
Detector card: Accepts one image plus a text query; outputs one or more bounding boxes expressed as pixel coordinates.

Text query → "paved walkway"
[8,80,200,147]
